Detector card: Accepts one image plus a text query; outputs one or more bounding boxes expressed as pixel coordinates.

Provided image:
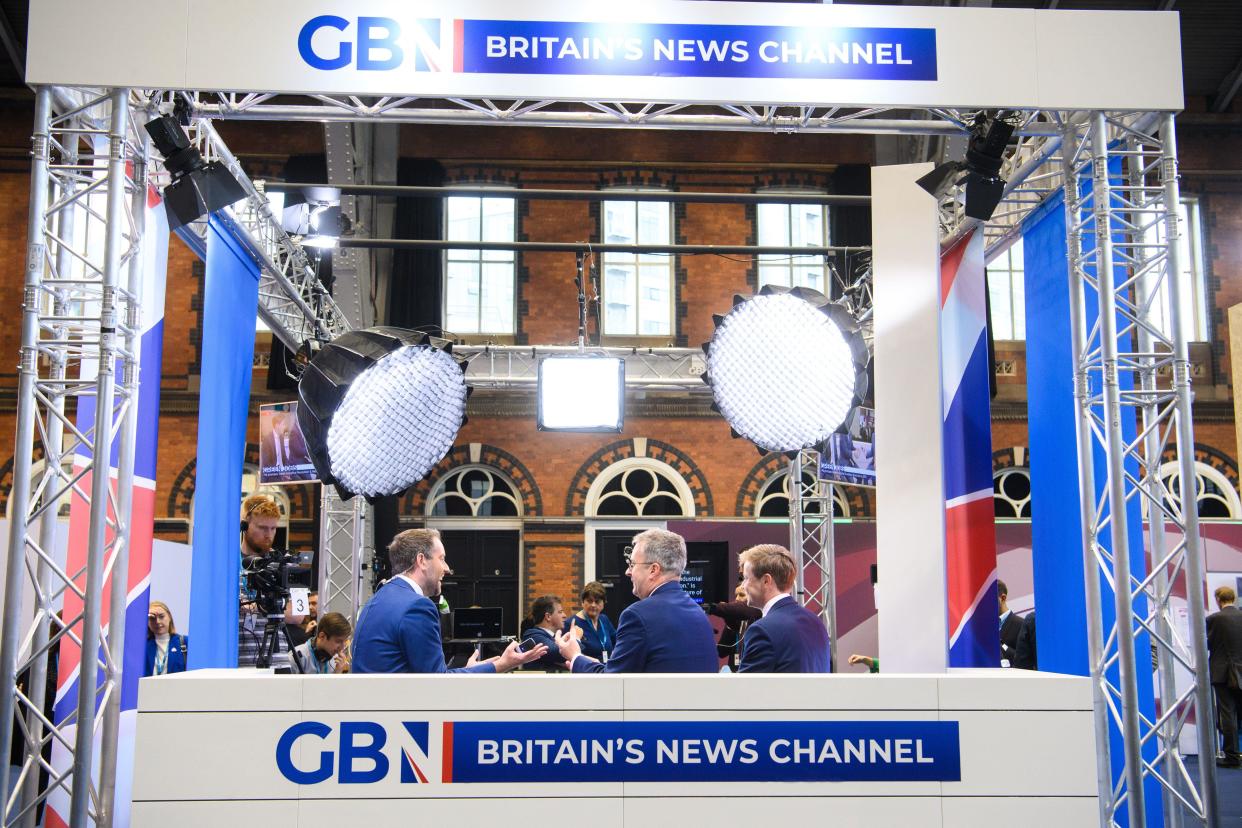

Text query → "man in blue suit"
[555,528,717,673]
[737,544,831,673]
[352,529,546,674]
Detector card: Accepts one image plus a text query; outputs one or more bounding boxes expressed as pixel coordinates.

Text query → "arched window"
[1157,460,1242,519]
[994,466,1032,518]
[755,467,849,518]
[426,465,522,517]
[585,458,695,517]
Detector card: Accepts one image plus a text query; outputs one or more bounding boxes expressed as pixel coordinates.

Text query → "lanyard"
[594,617,610,653]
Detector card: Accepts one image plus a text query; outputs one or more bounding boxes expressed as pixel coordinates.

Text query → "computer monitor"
[453,607,504,640]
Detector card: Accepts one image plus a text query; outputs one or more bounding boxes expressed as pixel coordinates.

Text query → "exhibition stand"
[3,2,1216,827]
[132,670,1098,827]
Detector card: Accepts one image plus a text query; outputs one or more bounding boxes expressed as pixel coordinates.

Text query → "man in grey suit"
[1207,585,1242,768]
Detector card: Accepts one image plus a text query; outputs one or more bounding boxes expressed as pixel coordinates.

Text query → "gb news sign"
[296,16,937,82]
[275,719,960,786]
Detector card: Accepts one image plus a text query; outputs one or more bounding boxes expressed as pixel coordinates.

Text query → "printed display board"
[28,2,1182,111]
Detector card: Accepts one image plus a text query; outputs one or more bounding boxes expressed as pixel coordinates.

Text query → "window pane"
[757,204,789,247]
[988,274,1013,340]
[480,262,515,334]
[638,266,671,335]
[446,196,480,241]
[758,264,789,289]
[605,263,636,335]
[792,206,824,248]
[604,201,636,244]
[481,197,515,262]
[445,260,480,333]
[795,264,824,293]
[637,202,669,245]
[603,196,672,336]
[1011,271,1026,340]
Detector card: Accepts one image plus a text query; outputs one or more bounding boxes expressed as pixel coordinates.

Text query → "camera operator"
[238,494,295,668]
[288,611,351,674]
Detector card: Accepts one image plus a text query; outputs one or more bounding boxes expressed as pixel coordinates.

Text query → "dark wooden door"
[594,529,640,624]
[438,529,520,637]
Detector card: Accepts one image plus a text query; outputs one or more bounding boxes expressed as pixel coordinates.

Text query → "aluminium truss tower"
[0,87,144,828]
[317,490,367,622]
[1059,112,1218,828]
[788,450,838,664]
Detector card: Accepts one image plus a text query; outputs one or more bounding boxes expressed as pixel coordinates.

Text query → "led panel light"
[298,328,468,500]
[537,356,625,432]
[705,289,865,453]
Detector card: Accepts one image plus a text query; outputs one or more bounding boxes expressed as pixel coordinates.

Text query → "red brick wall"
[1,103,1242,571]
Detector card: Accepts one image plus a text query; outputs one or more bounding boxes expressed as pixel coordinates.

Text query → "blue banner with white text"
[446,720,959,783]
[457,21,937,81]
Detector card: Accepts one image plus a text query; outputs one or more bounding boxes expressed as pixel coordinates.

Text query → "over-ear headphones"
[241,494,277,534]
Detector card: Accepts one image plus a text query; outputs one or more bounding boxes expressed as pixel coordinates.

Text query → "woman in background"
[564,581,617,662]
[145,601,188,676]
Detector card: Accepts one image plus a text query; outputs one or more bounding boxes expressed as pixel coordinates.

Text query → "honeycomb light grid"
[707,292,856,452]
[326,345,467,497]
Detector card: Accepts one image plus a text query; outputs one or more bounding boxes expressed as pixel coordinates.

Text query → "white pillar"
[872,163,949,673]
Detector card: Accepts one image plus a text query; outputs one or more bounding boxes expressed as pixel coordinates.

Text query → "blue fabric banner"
[1023,171,1162,827]
[187,216,259,668]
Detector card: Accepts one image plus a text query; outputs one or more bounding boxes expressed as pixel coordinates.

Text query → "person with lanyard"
[145,601,188,677]
[289,611,352,674]
[564,581,617,663]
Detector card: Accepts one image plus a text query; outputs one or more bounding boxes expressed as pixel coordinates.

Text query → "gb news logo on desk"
[274,719,961,785]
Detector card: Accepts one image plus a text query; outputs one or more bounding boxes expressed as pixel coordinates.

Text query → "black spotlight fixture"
[916,111,1017,222]
[144,114,247,231]
[297,327,471,501]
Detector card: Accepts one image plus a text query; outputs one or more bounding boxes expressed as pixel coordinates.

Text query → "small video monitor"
[453,607,504,640]
[258,401,319,485]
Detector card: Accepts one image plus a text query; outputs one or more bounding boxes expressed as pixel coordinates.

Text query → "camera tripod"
[255,611,300,670]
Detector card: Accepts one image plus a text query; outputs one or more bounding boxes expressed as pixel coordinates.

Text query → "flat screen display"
[819,431,876,487]
[258,401,319,485]
[453,607,504,640]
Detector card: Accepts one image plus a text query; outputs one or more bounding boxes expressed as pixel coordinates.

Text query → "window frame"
[599,190,676,341]
[986,238,1026,341]
[754,191,832,294]
[442,188,518,340]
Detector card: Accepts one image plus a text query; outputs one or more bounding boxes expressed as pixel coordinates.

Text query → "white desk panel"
[132,670,1099,828]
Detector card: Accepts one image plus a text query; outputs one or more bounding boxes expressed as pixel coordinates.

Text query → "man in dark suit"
[999,580,1023,667]
[554,528,717,673]
[736,544,830,673]
[352,529,546,674]
[260,410,311,479]
[1207,585,1242,768]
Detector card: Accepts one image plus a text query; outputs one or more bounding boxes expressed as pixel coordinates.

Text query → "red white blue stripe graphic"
[940,230,1001,667]
[46,182,168,828]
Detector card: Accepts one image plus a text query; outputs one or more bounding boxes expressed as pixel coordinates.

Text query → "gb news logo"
[276,720,437,785]
[297,16,448,72]
[275,719,961,786]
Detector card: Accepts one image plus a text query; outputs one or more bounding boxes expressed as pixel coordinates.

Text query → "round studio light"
[704,287,867,453]
[297,327,469,499]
